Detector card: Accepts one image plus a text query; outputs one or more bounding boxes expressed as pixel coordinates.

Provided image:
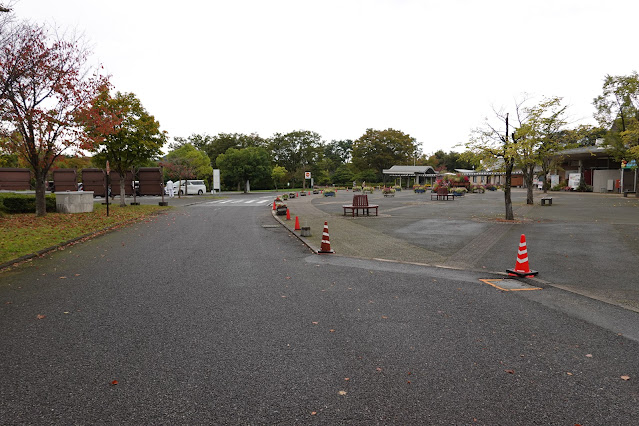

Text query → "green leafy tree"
[514,97,568,202]
[271,165,288,190]
[216,147,272,193]
[85,90,166,206]
[197,133,266,169]
[593,72,639,194]
[352,128,417,182]
[163,143,213,188]
[268,130,322,188]
[331,164,354,185]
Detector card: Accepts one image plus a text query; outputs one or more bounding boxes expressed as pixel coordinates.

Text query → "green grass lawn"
[0,204,169,265]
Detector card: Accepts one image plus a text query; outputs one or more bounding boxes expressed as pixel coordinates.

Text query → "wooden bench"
[430,187,454,201]
[343,194,379,217]
[541,197,552,206]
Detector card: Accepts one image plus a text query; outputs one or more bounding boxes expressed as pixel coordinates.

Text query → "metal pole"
[105,161,110,217]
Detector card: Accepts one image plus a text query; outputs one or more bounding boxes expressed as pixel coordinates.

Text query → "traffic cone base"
[506,234,538,277]
[318,221,334,254]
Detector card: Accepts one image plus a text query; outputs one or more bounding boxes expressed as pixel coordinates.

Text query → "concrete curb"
[271,208,319,254]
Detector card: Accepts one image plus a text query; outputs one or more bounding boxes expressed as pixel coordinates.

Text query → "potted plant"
[413,185,425,194]
[324,188,336,197]
[362,186,374,194]
[382,187,396,197]
[393,185,402,191]
[275,203,288,215]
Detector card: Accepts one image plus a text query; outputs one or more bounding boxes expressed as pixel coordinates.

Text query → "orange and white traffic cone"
[272,201,276,210]
[507,234,538,277]
[318,221,335,254]
[294,216,301,231]
[286,208,291,220]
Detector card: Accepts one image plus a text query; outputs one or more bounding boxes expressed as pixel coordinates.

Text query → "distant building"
[382,165,436,187]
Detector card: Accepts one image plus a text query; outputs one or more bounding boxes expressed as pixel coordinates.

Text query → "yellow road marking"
[479,279,542,291]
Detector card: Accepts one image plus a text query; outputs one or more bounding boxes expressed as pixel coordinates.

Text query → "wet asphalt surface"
[1,192,638,424]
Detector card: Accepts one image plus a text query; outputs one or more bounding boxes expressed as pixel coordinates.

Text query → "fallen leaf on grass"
[621,375,630,381]
[36,314,46,320]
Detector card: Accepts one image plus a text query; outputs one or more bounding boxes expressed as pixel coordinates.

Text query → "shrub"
[484,184,497,191]
[551,181,567,191]
[382,187,395,194]
[362,186,374,192]
[0,194,56,213]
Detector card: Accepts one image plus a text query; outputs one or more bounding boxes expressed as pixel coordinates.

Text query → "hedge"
[0,194,57,214]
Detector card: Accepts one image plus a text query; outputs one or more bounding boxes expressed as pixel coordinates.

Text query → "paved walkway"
[274,188,639,313]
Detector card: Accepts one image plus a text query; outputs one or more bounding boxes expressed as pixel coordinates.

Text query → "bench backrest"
[352,194,369,207]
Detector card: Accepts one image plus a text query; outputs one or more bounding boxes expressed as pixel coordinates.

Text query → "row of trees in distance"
[465,71,639,219]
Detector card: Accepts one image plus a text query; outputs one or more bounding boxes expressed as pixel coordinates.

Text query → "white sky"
[13,0,639,155]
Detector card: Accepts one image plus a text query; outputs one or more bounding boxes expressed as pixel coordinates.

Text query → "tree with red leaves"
[0,22,110,216]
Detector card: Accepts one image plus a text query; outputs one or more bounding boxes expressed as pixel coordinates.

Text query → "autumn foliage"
[0,22,110,216]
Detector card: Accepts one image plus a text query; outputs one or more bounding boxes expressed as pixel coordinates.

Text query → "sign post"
[305,171,311,190]
[105,161,110,217]
[213,169,221,194]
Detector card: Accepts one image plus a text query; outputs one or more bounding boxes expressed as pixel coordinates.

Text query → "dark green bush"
[0,194,56,213]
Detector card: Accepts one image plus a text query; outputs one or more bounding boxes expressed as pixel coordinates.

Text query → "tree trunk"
[504,160,514,220]
[35,172,47,217]
[524,165,535,205]
[503,113,514,220]
[119,177,126,207]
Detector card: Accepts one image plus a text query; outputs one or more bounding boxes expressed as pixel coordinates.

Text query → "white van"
[177,180,206,195]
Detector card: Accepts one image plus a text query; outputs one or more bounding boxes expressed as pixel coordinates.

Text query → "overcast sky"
[13,0,639,155]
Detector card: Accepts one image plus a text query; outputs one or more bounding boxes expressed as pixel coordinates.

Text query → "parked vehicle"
[176,180,206,195]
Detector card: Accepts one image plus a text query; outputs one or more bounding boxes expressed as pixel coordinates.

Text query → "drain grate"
[479,278,541,291]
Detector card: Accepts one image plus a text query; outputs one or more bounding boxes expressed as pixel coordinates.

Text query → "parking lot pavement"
[275,188,639,313]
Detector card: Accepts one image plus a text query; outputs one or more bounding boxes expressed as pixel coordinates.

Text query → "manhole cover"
[262,224,280,228]
[479,279,541,291]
